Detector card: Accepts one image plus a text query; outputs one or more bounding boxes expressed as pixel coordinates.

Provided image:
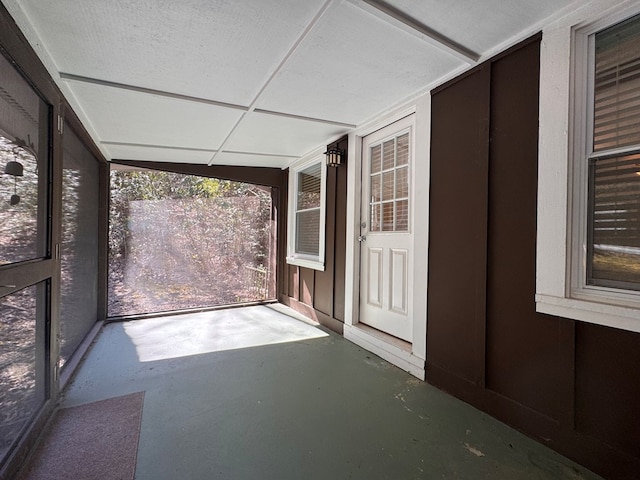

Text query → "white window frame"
[536,0,640,333]
[286,153,327,271]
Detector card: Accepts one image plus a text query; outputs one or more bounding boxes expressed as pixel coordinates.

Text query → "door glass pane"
[382,202,394,231]
[396,133,409,166]
[60,126,100,370]
[369,131,411,233]
[0,283,47,462]
[382,140,395,170]
[0,53,49,266]
[370,145,381,173]
[382,171,394,202]
[396,166,408,199]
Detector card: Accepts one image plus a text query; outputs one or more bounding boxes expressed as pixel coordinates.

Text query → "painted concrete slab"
[62,305,602,480]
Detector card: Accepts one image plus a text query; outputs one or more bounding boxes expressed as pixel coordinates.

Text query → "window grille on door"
[369,132,410,232]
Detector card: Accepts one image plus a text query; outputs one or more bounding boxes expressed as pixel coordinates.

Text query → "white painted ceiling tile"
[17,0,328,105]
[68,82,243,149]
[385,0,576,55]
[224,112,350,157]
[256,1,464,125]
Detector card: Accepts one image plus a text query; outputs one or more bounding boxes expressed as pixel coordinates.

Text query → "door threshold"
[344,323,425,380]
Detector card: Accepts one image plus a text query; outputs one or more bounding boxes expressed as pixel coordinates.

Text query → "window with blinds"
[588,14,640,290]
[295,163,322,256]
[369,132,410,232]
[286,157,326,270]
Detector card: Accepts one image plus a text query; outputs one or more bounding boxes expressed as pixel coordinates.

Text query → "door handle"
[357,235,367,242]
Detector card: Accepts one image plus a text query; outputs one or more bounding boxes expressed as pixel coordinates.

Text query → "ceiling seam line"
[347,0,479,64]
[208,0,337,166]
[59,72,249,111]
[101,141,217,153]
[253,109,356,128]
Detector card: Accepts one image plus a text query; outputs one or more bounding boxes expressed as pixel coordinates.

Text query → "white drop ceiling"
[2,0,577,168]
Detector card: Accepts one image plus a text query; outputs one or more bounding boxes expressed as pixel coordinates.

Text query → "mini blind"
[295,163,321,255]
[593,14,640,152]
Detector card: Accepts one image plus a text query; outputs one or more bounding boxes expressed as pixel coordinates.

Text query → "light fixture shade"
[5,160,24,177]
[324,146,342,167]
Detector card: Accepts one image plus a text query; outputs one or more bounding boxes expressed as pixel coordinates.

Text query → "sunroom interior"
[1,0,640,479]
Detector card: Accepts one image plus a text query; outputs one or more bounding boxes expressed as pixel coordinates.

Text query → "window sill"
[535,293,640,333]
[286,256,325,271]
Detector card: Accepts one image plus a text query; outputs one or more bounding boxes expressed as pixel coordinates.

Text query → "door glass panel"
[369,131,411,233]
[0,52,49,265]
[0,283,47,462]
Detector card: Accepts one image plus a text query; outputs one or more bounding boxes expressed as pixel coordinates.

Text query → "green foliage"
[108,169,273,315]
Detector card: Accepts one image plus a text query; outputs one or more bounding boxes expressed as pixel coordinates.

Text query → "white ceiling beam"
[348,0,479,65]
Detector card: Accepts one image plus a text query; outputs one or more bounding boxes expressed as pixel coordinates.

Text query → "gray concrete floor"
[62,305,602,480]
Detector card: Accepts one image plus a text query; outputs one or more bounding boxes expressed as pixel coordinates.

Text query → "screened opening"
[59,125,100,370]
[108,168,275,317]
[0,283,48,463]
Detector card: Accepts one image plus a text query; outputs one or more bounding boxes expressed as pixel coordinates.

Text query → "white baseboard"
[344,323,425,380]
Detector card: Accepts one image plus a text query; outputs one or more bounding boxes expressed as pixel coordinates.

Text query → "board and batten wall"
[427,34,640,480]
[279,137,348,334]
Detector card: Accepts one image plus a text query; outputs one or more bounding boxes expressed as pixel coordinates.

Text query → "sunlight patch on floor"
[122,305,329,362]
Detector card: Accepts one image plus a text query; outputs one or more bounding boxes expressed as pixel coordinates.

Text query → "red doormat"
[19,392,145,480]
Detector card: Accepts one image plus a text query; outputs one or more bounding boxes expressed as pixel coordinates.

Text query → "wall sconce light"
[324,146,343,167]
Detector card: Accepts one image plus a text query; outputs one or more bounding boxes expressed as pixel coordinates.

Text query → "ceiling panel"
[256,1,465,125]
[213,152,293,169]
[106,144,214,165]
[16,0,327,105]
[224,112,348,157]
[385,0,575,55]
[66,81,243,150]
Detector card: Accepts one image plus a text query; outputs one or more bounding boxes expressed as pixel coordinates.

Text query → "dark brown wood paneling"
[111,160,285,188]
[300,267,314,307]
[333,138,348,321]
[484,39,564,420]
[575,322,640,459]
[313,164,336,316]
[279,137,348,329]
[427,65,490,385]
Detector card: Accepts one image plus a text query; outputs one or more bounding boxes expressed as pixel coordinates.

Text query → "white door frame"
[343,94,430,379]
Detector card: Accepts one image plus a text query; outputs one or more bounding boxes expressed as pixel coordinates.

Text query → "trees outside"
[108,170,273,316]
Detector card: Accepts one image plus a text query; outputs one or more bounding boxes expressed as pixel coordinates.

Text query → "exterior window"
[287,156,326,270]
[587,15,640,291]
[535,5,640,331]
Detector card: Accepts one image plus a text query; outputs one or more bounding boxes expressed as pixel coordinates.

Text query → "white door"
[359,116,414,342]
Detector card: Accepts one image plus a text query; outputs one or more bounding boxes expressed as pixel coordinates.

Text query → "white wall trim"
[344,100,429,376]
[536,0,640,332]
[344,324,425,380]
